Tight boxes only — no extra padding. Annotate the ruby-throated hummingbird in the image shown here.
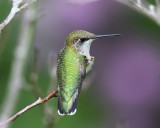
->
[57,30,120,116]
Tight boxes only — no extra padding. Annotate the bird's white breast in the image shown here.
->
[76,39,94,59]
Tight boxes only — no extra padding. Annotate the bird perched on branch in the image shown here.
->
[57,30,120,116]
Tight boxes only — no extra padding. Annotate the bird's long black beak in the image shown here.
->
[95,34,120,39]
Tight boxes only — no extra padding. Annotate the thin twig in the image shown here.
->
[0,3,38,128]
[30,49,55,128]
[0,89,58,127]
[46,53,59,128]
[0,0,37,33]
[117,0,160,25]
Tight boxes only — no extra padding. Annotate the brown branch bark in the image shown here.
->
[0,89,58,128]
[30,49,56,128]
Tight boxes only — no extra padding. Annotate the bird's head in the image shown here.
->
[65,30,120,57]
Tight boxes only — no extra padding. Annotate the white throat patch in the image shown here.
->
[75,39,94,58]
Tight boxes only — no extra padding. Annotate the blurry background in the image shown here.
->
[1,0,160,128]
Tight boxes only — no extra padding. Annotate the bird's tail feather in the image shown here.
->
[58,93,79,116]
[68,95,78,115]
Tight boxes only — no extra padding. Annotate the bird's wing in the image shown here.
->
[58,56,86,115]
[77,61,86,94]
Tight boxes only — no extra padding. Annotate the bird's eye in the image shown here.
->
[80,38,86,42]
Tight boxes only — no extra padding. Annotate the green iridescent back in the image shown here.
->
[57,45,86,113]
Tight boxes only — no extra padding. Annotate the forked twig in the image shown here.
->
[0,3,38,128]
[0,0,37,33]
[0,89,58,127]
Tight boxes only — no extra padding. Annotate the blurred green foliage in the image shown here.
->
[11,90,104,128]
[0,1,105,128]
[0,0,11,23]
[1,0,160,127]
[147,0,156,5]
[0,1,21,105]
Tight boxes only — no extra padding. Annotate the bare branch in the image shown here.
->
[0,89,58,127]
[45,53,58,128]
[30,50,56,128]
[117,0,160,25]
[0,0,37,33]
[0,3,38,128]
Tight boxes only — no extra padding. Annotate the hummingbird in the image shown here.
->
[57,30,120,116]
